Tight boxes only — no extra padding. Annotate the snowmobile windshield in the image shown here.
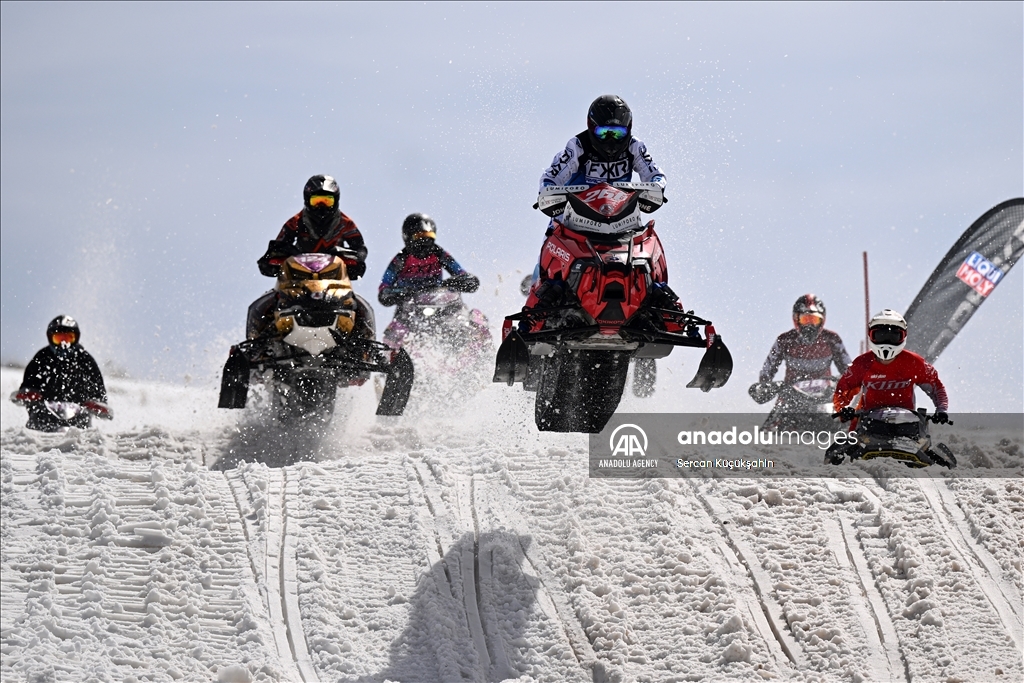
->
[869,325,906,346]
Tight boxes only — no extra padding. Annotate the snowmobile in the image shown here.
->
[9,390,113,432]
[494,182,733,433]
[517,268,657,399]
[381,284,493,403]
[749,377,838,432]
[218,252,413,424]
[825,407,957,468]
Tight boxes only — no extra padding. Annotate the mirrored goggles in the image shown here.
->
[593,125,629,141]
[308,195,336,209]
[796,313,824,327]
[50,331,77,345]
[869,325,906,345]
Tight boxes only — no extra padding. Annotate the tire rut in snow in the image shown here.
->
[225,467,318,682]
[917,478,1023,652]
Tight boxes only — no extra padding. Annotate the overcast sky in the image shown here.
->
[1,2,1021,411]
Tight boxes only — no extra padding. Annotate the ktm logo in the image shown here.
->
[610,423,648,457]
[864,380,912,390]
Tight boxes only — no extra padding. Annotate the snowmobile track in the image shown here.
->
[822,513,908,683]
[686,480,806,669]
[224,468,318,682]
[917,478,1024,652]
[473,472,605,682]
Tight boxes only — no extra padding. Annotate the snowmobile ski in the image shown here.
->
[218,346,251,409]
[376,348,414,416]
[686,333,733,392]
[493,329,530,386]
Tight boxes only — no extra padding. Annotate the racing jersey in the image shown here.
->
[258,209,365,276]
[759,329,851,384]
[834,350,948,413]
[540,131,666,190]
[379,242,468,305]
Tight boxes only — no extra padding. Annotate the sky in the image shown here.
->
[1,1,1021,411]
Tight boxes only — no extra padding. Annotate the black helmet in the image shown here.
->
[401,213,437,245]
[587,95,633,160]
[792,294,826,342]
[302,175,341,230]
[47,315,80,347]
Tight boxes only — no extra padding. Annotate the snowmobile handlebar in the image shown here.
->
[831,408,952,426]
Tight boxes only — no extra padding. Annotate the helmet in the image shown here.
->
[47,315,80,348]
[302,175,341,231]
[792,294,826,342]
[867,309,907,361]
[401,213,437,245]
[587,95,633,160]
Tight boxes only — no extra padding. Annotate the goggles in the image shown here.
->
[796,313,824,327]
[593,125,629,141]
[50,330,77,346]
[308,195,336,209]
[869,325,907,346]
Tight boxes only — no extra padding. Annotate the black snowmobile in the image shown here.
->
[218,252,413,424]
[749,377,838,432]
[825,407,957,469]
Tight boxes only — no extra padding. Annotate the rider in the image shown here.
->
[10,316,111,431]
[833,309,949,424]
[378,213,479,307]
[531,95,672,311]
[249,175,373,339]
[750,294,851,406]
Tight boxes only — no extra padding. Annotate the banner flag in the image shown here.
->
[904,199,1024,362]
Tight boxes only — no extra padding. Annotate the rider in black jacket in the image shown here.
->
[12,316,111,431]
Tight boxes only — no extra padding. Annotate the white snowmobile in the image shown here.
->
[825,407,957,468]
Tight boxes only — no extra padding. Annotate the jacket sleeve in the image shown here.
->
[833,360,864,412]
[19,351,48,392]
[378,254,407,306]
[629,138,666,187]
[539,138,583,190]
[258,213,302,276]
[338,214,367,260]
[917,360,949,412]
[438,249,468,277]
[81,351,108,403]
[831,335,852,375]
[758,337,785,384]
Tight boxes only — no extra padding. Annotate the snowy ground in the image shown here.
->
[1,366,1022,683]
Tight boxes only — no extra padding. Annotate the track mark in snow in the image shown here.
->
[475,475,605,682]
[823,513,907,682]
[282,471,319,682]
[918,478,1024,652]
[689,481,806,669]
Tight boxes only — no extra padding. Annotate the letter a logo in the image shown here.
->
[610,423,648,457]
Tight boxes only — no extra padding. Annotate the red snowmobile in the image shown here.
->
[494,182,732,433]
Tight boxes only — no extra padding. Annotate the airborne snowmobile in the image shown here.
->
[825,407,957,468]
[749,377,838,432]
[381,285,493,404]
[494,182,732,433]
[218,252,413,424]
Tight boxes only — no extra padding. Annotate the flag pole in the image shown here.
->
[862,251,870,351]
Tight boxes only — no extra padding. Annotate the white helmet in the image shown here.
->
[867,309,908,361]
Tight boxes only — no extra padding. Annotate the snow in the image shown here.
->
[2,366,1022,682]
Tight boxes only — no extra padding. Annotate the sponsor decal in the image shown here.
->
[955,251,1004,297]
[863,379,912,391]
[545,241,571,263]
[585,158,630,180]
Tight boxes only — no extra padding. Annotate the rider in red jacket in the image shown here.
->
[833,309,949,422]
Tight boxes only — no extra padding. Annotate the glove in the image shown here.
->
[346,259,366,279]
[747,382,776,405]
[835,407,856,422]
[933,411,950,424]
[84,400,114,420]
[445,273,479,293]
[10,389,42,406]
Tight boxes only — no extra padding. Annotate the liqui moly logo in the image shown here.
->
[956,251,1004,297]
